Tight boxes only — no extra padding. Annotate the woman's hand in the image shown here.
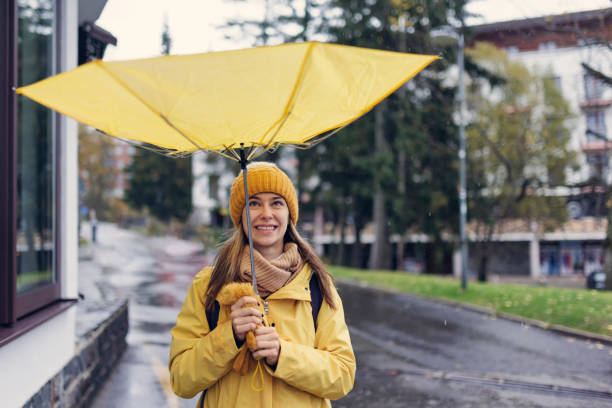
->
[252,326,281,366]
[230,296,262,342]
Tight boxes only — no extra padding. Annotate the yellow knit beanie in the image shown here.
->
[229,162,298,228]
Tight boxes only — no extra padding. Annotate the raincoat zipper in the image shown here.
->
[264,300,269,315]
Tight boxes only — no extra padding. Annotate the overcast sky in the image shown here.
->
[96,0,611,61]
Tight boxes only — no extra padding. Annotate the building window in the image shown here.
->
[584,73,604,100]
[208,174,220,200]
[587,152,608,180]
[538,41,556,51]
[586,110,607,141]
[2,0,62,325]
[504,45,518,55]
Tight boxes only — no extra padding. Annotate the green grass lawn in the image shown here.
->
[329,265,612,337]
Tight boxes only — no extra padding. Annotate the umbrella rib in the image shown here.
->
[297,124,348,148]
[159,114,209,153]
[224,145,242,161]
[214,147,240,161]
[96,61,205,154]
[257,42,316,147]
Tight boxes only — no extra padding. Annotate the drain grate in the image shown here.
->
[427,372,612,402]
[350,326,612,403]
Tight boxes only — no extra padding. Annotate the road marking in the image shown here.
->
[143,343,179,408]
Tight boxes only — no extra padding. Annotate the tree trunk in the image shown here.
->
[369,102,392,270]
[477,253,488,282]
[351,210,363,268]
[336,204,346,265]
[396,237,405,271]
[313,205,324,255]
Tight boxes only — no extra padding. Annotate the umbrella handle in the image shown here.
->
[240,149,258,296]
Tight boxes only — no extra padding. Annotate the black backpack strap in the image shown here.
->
[205,300,220,331]
[310,272,323,331]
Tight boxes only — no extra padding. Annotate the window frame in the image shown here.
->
[584,72,604,101]
[586,110,607,141]
[1,0,65,327]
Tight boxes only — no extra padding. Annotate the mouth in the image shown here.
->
[254,225,278,231]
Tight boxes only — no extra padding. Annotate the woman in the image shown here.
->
[169,162,356,407]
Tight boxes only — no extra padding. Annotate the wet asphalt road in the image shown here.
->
[336,282,612,407]
[88,224,612,407]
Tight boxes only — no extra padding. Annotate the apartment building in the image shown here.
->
[470,8,612,277]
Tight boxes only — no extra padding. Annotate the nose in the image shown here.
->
[260,203,273,218]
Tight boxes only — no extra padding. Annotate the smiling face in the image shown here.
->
[241,192,290,260]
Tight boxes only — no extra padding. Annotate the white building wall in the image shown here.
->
[60,0,79,299]
[509,43,612,187]
[192,154,234,224]
[0,308,77,408]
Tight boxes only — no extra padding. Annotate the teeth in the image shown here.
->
[256,226,276,230]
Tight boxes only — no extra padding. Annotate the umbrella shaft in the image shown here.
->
[240,151,258,296]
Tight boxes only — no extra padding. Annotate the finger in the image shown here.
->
[253,332,278,343]
[254,327,277,336]
[252,348,276,359]
[235,322,257,335]
[231,296,259,311]
[231,307,263,318]
[234,315,262,328]
[254,340,279,351]
[233,315,262,327]
[231,311,263,325]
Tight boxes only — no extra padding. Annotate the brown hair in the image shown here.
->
[205,221,336,311]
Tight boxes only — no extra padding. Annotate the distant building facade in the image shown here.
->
[110,140,135,198]
[469,8,612,278]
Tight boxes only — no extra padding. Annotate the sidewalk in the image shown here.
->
[490,274,586,289]
[83,223,205,408]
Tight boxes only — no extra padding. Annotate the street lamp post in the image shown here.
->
[431,26,468,290]
[457,32,468,290]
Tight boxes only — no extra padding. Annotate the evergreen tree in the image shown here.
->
[296,0,467,271]
[221,0,472,272]
[124,19,193,222]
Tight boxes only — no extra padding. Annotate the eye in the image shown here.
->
[249,200,260,207]
[272,200,285,207]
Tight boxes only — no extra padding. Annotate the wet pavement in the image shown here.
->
[84,223,612,407]
[83,223,209,408]
[336,282,612,407]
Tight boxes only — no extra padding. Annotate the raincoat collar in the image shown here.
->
[213,264,314,303]
[264,263,313,302]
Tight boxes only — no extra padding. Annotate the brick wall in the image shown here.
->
[23,301,128,408]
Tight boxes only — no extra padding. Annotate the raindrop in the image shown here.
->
[428,212,431,216]
[443,320,447,326]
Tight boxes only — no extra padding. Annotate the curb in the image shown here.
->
[336,277,612,347]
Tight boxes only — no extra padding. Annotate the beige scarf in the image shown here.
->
[238,242,304,297]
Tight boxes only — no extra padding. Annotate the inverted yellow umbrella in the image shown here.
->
[18,41,437,294]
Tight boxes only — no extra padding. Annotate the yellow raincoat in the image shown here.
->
[169,264,356,407]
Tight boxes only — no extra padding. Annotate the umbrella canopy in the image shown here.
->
[18,41,437,160]
[17,41,438,295]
